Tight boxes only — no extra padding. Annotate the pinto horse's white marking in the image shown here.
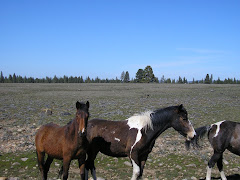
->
[220,171,227,180]
[127,111,153,180]
[114,137,120,142]
[127,111,153,154]
[212,120,225,137]
[206,166,212,180]
[131,159,140,180]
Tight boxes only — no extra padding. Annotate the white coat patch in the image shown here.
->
[127,111,153,157]
[115,138,120,142]
[212,120,225,137]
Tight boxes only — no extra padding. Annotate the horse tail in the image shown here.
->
[185,125,211,150]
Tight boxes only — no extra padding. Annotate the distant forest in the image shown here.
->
[1,66,240,84]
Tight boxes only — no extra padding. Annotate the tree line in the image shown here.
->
[1,67,240,84]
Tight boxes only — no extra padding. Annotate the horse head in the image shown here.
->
[172,104,196,141]
[76,101,90,137]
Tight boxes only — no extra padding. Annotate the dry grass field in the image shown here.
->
[1,83,240,179]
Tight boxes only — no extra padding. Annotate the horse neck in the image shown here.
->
[66,118,79,139]
[150,109,174,136]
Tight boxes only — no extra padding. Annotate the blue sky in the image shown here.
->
[0,0,239,81]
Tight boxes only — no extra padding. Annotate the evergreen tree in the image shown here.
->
[124,71,130,83]
[135,69,144,82]
[0,71,4,83]
[205,74,210,84]
[143,65,157,83]
[121,71,125,82]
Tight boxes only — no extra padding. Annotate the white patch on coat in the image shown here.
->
[115,138,120,142]
[127,111,153,156]
[82,128,85,133]
[212,120,225,137]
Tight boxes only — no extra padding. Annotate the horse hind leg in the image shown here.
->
[43,156,53,179]
[36,150,45,180]
[217,154,227,180]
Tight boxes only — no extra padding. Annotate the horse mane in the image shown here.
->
[151,106,178,126]
[127,111,153,132]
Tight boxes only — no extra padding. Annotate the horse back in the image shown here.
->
[208,121,237,152]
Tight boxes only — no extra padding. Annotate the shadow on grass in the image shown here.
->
[199,174,240,180]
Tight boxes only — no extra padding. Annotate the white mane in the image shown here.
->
[127,111,153,131]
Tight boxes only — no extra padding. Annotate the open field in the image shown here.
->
[1,83,240,179]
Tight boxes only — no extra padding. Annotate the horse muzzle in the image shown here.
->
[78,128,86,137]
[186,130,196,141]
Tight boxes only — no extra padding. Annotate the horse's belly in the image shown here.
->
[99,141,128,157]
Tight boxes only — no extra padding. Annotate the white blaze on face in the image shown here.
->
[187,121,196,140]
[213,120,225,137]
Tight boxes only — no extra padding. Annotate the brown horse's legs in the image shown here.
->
[36,151,45,180]
[43,156,53,179]
[62,158,71,180]
[78,155,86,180]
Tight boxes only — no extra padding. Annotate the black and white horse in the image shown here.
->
[189,120,240,180]
[85,104,196,180]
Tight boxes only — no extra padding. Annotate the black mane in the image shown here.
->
[151,106,179,126]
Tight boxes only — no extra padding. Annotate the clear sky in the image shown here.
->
[0,0,239,81]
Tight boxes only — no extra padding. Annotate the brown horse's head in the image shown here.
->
[76,101,90,137]
[171,104,196,141]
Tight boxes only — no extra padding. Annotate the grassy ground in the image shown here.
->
[0,83,240,179]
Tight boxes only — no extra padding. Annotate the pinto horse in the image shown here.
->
[85,104,196,180]
[35,101,89,180]
[189,120,240,180]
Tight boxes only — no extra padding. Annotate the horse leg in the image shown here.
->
[78,154,86,180]
[85,149,98,180]
[130,152,141,180]
[139,154,149,178]
[43,156,53,180]
[85,158,96,180]
[36,151,45,180]
[206,151,222,180]
[58,165,63,179]
[217,154,227,180]
[62,158,71,180]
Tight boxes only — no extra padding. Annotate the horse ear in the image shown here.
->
[76,101,81,109]
[86,101,90,109]
[178,104,183,112]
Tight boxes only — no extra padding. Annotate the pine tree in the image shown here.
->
[124,71,130,83]
[121,71,125,82]
[0,71,4,83]
[135,69,144,82]
[205,74,210,84]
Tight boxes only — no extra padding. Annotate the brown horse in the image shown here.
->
[85,104,196,180]
[35,101,89,180]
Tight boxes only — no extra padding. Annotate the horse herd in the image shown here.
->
[35,101,240,180]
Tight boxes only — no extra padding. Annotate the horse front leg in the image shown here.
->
[78,154,86,180]
[139,154,149,178]
[217,154,227,180]
[130,152,141,180]
[206,151,222,180]
[62,158,71,180]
